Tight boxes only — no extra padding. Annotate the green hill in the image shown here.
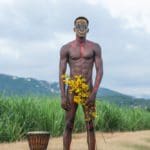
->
[0,74,150,108]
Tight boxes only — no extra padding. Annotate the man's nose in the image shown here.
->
[79,26,86,32]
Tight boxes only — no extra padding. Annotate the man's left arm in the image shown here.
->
[87,44,103,104]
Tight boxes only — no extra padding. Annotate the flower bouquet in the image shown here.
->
[61,74,97,121]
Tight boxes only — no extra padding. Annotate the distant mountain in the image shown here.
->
[0,74,59,96]
[0,74,125,97]
[0,74,150,108]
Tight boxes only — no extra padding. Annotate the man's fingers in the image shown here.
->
[61,104,66,109]
[62,105,68,111]
[61,104,70,111]
[66,104,71,111]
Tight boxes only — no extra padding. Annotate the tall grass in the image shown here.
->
[0,95,150,142]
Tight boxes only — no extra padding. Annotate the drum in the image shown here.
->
[27,131,50,150]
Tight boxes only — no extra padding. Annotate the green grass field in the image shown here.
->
[0,95,150,142]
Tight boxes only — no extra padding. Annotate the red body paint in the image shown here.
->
[80,44,84,58]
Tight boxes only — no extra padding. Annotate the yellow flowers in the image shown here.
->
[61,74,97,121]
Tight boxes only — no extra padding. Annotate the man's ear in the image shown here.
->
[87,28,89,33]
[73,27,76,32]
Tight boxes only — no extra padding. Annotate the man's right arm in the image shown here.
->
[59,45,70,110]
[59,45,68,98]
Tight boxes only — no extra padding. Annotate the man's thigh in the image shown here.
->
[65,97,78,121]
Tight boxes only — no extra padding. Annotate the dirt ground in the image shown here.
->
[0,130,150,150]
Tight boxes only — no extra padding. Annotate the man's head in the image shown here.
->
[74,16,89,38]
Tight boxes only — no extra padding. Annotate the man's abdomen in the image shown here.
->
[69,59,94,89]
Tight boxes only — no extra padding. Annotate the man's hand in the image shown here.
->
[61,97,71,111]
[86,93,96,106]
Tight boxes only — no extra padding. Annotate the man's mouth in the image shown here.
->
[78,30,86,34]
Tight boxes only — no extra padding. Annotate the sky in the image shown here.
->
[0,0,150,98]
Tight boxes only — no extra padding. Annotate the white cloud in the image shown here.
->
[114,87,150,98]
[0,31,74,82]
[53,32,74,46]
[0,0,150,97]
[0,0,14,4]
[86,0,99,5]
[126,43,137,52]
[98,0,150,33]
[0,39,21,60]
[0,49,20,59]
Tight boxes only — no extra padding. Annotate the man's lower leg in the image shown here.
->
[87,121,96,150]
[87,130,95,150]
[63,130,72,150]
[63,122,73,150]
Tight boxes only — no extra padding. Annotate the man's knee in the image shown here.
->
[65,119,74,131]
[86,121,94,132]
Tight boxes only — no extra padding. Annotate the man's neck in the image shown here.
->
[76,36,86,43]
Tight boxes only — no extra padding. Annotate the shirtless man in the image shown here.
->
[59,16,103,150]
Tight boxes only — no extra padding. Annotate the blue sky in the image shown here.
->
[0,0,150,98]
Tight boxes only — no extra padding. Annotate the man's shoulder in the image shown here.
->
[86,40,100,45]
[60,40,75,50]
[86,40,101,49]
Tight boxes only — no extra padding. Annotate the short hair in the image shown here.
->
[74,16,89,25]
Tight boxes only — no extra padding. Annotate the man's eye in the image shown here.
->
[76,24,87,30]
[76,25,80,29]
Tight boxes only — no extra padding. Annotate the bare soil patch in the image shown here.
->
[0,130,150,150]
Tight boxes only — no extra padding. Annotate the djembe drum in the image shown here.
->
[27,131,50,150]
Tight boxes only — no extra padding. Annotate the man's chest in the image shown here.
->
[68,46,95,60]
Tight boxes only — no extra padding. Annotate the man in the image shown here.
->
[59,16,103,150]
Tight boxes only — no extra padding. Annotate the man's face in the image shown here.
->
[74,19,89,37]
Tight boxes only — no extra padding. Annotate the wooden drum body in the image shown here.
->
[27,131,50,150]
